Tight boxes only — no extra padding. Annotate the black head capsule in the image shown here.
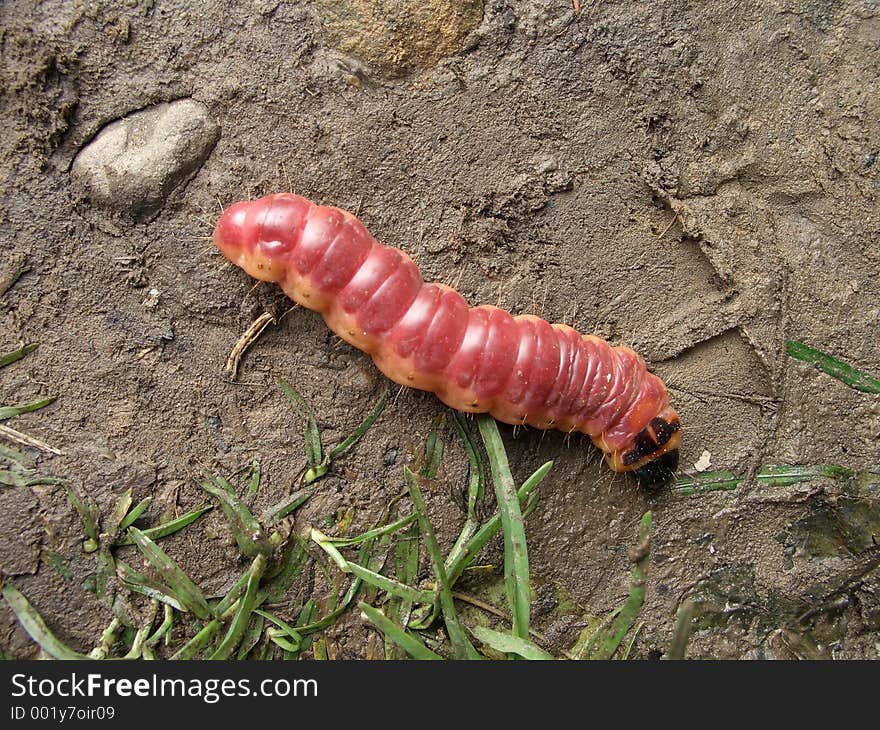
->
[633,449,680,487]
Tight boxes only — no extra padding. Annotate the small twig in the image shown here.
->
[0,424,63,455]
[225,312,276,378]
[657,212,680,240]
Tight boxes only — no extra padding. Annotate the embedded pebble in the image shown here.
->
[71,99,219,219]
[318,0,483,77]
[383,446,399,467]
[142,288,160,308]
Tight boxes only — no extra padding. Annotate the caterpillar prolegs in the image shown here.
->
[214,193,682,483]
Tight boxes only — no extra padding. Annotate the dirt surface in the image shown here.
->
[1,0,879,659]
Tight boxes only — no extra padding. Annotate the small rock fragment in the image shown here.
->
[693,450,712,472]
[383,446,399,467]
[142,288,160,308]
[71,99,219,219]
[318,0,484,77]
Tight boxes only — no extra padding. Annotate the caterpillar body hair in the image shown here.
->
[214,193,682,482]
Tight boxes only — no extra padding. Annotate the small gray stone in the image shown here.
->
[71,99,219,219]
[383,446,399,467]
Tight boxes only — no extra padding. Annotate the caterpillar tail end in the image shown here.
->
[606,409,682,487]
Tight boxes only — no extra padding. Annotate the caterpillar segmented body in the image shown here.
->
[214,193,682,482]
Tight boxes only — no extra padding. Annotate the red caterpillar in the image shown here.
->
[214,193,681,482]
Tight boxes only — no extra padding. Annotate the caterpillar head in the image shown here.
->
[213,195,299,283]
[214,199,255,276]
[609,409,682,486]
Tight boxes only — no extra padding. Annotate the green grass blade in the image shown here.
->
[322,513,417,548]
[621,622,644,660]
[279,379,323,467]
[327,389,389,459]
[0,343,38,369]
[128,527,213,620]
[200,477,271,557]
[146,604,174,648]
[137,506,212,542]
[246,460,261,500]
[522,490,540,519]
[346,563,434,604]
[293,583,361,637]
[666,600,696,660]
[396,521,420,592]
[212,473,235,495]
[446,411,486,568]
[65,485,99,546]
[262,487,315,524]
[116,506,212,545]
[405,466,480,660]
[119,496,152,530]
[94,544,116,601]
[756,464,854,486]
[256,537,309,606]
[295,599,354,636]
[470,625,554,660]
[303,463,328,484]
[675,463,854,495]
[387,521,420,658]
[268,633,302,653]
[359,602,443,660]
[116,559,186,611]
[108,488,133,535]
[236,613,265,659]
[215,569,252,619]
[311,527,433,603]
[674,469,740,494]
[353,529,393,606]
[0,442,35,469]
[571,609,620,660]
[295,525,391,638]
[0,396,57,422]
[594,512,652,660]
[255,609,303,647]
[310,528,348,570]
[0,470,64,488]
[451,411,486,514]
[298,601,317,627]
[170,620,220,660]
[786,340,880,393]
[446,462,550,584]
[421,414,445,478]
[40,549,72,580]
[519,460,554,494]
[209,554,266,659]
[477,414,531,641]
[281,601,317,659]
[257,609,307,654]
[2,583,90,659]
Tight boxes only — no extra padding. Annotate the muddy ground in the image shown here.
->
[1,0,879,659]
